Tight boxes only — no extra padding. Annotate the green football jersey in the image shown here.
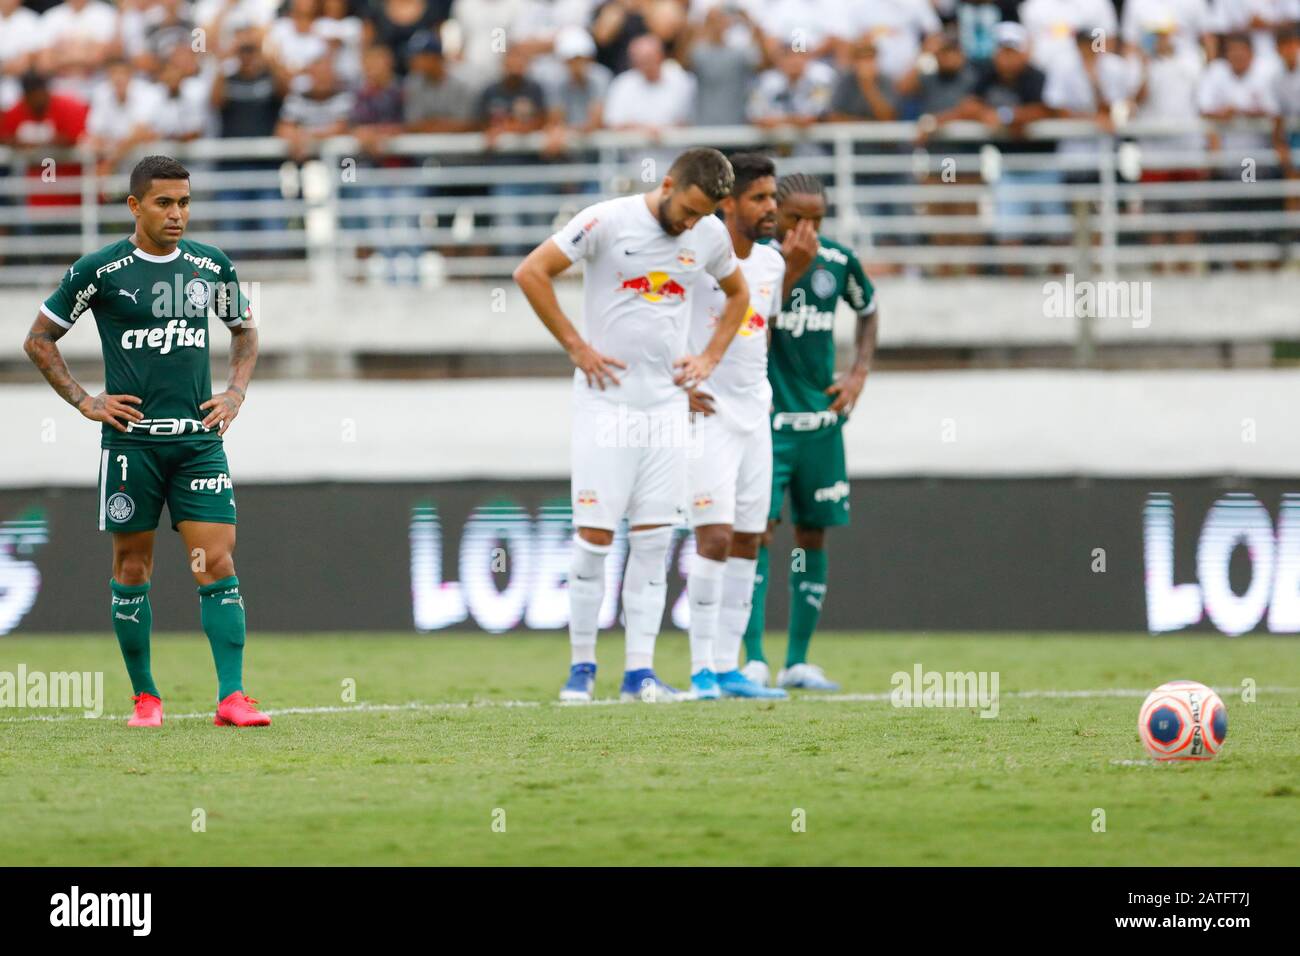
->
[766,235,876,435]
[42,237,251,447]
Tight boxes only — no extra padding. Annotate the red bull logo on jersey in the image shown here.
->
[619,271,688,303]
[736,305,765,338]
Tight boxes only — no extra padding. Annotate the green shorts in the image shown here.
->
[97,441,237,533]
[769,426,850,528]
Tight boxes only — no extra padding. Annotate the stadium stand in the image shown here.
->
[2,0,1299,377]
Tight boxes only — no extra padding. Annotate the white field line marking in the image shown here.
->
[1,686,1295,724]
[0,700,540,724]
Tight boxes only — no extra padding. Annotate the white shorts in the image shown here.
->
[571,397,688,531]
[687,413,772,533]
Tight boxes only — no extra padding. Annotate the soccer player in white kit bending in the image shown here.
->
[683,153,788,700]
[513,148,750,702]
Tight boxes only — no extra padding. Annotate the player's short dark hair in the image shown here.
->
[1281,24,1300,43]
[728,152,777,199]
[129,155,190,201]
[1222,31,1251,50]
[668,147,735,202]
[775,172,826,205]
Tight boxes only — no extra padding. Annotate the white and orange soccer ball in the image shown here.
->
[1138,680,1228,761]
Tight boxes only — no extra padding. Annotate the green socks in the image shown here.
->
[787,548,828,668]
[111,580,158,697]
[112,575,249,702]
[742,544,769,664]
[198,576,246,701]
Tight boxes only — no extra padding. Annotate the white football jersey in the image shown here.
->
[552,195,739,409]
[687,239,784,432]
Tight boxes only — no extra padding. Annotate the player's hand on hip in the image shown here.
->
[826,368,867,416]
[200,390,244,435]
[569,342,626,390]
[78,392,143,433]
[687,388,716,416]
[673,353,717,389]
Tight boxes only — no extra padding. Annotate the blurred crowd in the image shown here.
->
[1,0,1298,170]
[1,0,1299,276]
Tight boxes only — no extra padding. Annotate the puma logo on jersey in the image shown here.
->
[115,608,142,623]
[118,288,140,303]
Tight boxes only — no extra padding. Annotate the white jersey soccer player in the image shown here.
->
[513,148,750,703]
[681,153,790,700]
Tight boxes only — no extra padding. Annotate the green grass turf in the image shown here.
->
[0,632,1297,866]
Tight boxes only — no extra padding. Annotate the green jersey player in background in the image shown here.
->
[23,155,271,728]
[743,172,880,692]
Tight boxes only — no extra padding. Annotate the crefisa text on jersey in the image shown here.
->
[120,318,205,354]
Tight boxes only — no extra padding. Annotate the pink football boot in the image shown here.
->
[213,691,272,727]
[127,692,163,727]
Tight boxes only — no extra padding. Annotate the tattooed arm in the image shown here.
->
[23,313,142,432]
[200,323,258,436]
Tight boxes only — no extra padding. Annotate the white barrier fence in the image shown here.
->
[2,119,1299,286]
[2,370,1298,488]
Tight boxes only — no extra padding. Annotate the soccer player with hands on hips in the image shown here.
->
[514,148,750,702]
[23,155,271,728]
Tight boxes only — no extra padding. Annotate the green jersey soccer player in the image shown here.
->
[23,155,271,728]
[743,172,880,691]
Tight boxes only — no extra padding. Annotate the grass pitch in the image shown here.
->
[1,632,1297,866]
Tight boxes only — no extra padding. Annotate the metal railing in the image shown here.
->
[2,119,1298,285]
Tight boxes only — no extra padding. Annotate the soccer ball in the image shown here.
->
[1138,680,1228,761]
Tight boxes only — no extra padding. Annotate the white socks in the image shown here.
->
[621,526,673,672]
[568,535,609,665]
[716,556,757,674]
[687,553,726,674]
